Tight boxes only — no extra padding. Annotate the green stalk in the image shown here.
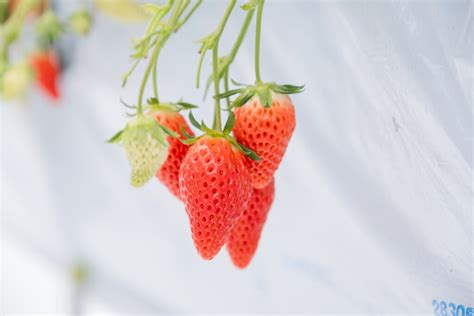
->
[229,9,254,62]
[137,0,187,114]
[211,0,236,130]
[2,0,39,47]
[255,0,265,84]
[152,62,159,102]
[212,46,221,130]
[175,0,202,32]
[224,69,230,108]
[177,0,190,15]
[137,36,165,114]
[215,0,236,39]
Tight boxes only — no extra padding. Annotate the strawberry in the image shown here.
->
[0,60,33,100]
[179,135,252,260]
[147,101,195,199]
[29,51,60,101]
[108,114,170,188]
[226,178,274,269]
[233,92,296,189]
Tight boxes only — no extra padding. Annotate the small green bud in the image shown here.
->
[69,10,92,36]
[36,10,63,43]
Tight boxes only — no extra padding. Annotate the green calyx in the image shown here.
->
[36,10,63,45]
[182,111,260,162]
[145,97,199,140]
[146,97,198,113]
[215,81,304,108]
[108,114,170,187]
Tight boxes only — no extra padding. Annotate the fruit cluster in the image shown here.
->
[0,0,92,101]
[110,0,303,269]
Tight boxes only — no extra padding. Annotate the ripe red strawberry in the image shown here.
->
[29,51,60,101]
[233,93,295,189]
[226,178,274,269]
[148,108,194,199]
[179,136,252,260]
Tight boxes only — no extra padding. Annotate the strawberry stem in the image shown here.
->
[229,9,255,62]
[152,62,159,103]
[212,46,222,130]
[224,69,230,108]
[2,0,39,50]
[255,0,265,84]
[175,0,202,32]
[137,0,199,114]
[137,32,166,114]
[215,0,236,40]
[210,0,236,131]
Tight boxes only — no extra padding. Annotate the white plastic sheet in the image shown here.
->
[2,0,473,313]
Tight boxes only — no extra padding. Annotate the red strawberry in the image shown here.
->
[226,178,275,269]
[233,93,295,189]
[149,108,194,199]
[179,136,251,260]
[29,51,60,101]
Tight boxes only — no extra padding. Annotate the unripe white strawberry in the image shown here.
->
[0,61,33,100]
[109,114,169,187]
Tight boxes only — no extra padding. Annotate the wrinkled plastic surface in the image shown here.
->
[2,1,472,313]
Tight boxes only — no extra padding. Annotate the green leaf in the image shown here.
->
[232,90,254,107]
[120,99,133,108]
[176,101,198,110]
[147,97,159,105]
[121,75,129,87]
[239,143,261,161]
[201,121,213,133]
[257,87,272,107]
[231,78,249,87]
[188,111,201,130]
[214,88,243,99]
[180,127,193,139]
[160,125,180,138]
[223,111,235,134]
[148,121,169,147]
[180,137,198,145]
[107,129,124,143]
[272,84,305,95]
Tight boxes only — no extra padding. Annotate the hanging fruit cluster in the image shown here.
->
[0,0,91,101]
[110,0,303,269]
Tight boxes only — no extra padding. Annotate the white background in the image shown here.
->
[1,0,473,314]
